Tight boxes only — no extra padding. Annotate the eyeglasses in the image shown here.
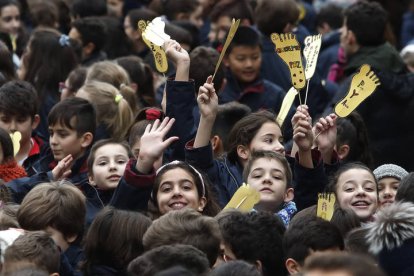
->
[58,82,68,93]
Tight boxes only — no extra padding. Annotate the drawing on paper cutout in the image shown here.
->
[303,34,322,80]
[271,33,306,90]
[334,64,380,118]
[317,193,336,221]
[138,20,168,73]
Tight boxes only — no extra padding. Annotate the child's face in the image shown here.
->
[248,157,292,212]
[336,168,378,221]
[208,16,232,45]
[249,122,285,155]
[48,121,87,161]
[378,177,400,207]
[89,143,129,190]
[0,4,20,36]
[224,45,262,84]
[0,113,39,147]
[157,167,206,215]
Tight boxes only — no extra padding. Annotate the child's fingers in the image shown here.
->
[199,86,208,95]
[158,117,170,130]
[160,117,175,133]
[206,75,213,84]
[198,93,209,103]
[151,119,160,131]
[162,136,179,147]
[319,117,328,127]
[144,123,152,135]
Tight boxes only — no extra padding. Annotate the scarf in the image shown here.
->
[0,159,27,182]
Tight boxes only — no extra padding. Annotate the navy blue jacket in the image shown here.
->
[110,159,154,212]
[317,30,340,79]
[6,147,104,225]
[185,139,332,211]
[164,79,197,162]
[220,71,295,141]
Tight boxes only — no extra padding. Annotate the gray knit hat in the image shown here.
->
[373,164,409,181]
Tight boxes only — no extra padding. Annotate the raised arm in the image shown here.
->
[313,113,337,165]
[194,76,218,148]
[137,117,179,173]
[291,105,314,168]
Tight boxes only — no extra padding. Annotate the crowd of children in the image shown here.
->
[0,0,413,275]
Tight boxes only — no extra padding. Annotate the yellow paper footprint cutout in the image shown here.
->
[303,34,322,80]
[276,87,298,127]
[334,64,381,118]
[10,131,21,156]
[138,20,168,73]
[271,33,306,90]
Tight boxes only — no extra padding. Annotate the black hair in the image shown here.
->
[0,80,38,119]
[344,1,387,47]
[336,111,373,168]
[226,26,261,55]
[0,127,14,163]
[395,172,414,204]
[72,17,107,53]
[316,4,344,30]
[209,0,254,25]
[126,7,158,31]
[0,40,15,85]
[190,46,224,93]
[162,0,199,21]
[255,0,299,36]
[209,260,261,276]
[116,56,155,107]
[284,216,344,265]
[71,0,107,18]
[211,102,251,152]
[165,23,193,50]
[217,211,286,276]
[48,97,96,137]
[128,244,210,276]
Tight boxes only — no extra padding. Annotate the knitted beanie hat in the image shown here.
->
[373,164,408,181]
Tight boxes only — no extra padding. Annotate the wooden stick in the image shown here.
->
[212,18,240,81]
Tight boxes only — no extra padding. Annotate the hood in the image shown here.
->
[345,43,405,76]
[366,201,414,254]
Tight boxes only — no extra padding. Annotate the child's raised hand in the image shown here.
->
[313,113,337,158]
[52,154,73,181]
[197,76,218,121]
[292,105,313,152]
[137,117,179,174]
[164,39,190,65]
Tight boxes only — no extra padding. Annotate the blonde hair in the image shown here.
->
[86,61,138,114]
[79,81,134,141]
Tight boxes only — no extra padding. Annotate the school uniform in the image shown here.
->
[110,159,154,212]
[219,71,294,142]
[324,42,412,170]
[185,139,334,211]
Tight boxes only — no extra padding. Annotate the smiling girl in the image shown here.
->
[328,162,378,222]
[110,117,220,217]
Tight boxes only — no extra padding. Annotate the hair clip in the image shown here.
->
[115,94,123,104]
[59,34,70,47]
[145,108,162,120]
